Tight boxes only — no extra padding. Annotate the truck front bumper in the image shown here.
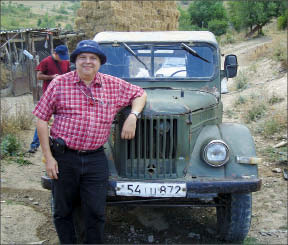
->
[41,176,261,197]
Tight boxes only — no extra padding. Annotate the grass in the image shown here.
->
[234,71,249,91]
[4,200,15,205]
[262,115,286,137]
[253,102,287,137]
[248,32,287,71]
[236,90,286,127]
[244,103,266,123]
[224,109,234,118]
[259,146,287,163]
[243,236,259,245]
[234,95,247,106]
[279,225,288,230]
[268,94,285,105]
[249,63,258,73]
[0,103,34,165]
[0,1,79,30]
[0,104,34,135]
[219,30,246,46]
[6,155,33,166]
[0,134,21,157]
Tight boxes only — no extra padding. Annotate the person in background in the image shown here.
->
[33,40,147,244]
[28,45,70,153]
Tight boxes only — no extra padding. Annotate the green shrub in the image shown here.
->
[262,111,287,137]
[14,155,33,166]
[263,119,279,136]
[225,109,234,118]
[260,146,287,163]
[273,45,287,63]
[245,103,266,123]
[65,23,73,31]
[178,6,193,31]
[221,32,236,45]
[268,94,284,105]
[208,19,228,36]
[1,134,21,157]
[244,236,259,245]
[234,95,247,106]
[277,14,287,30]
[235,71,248,90]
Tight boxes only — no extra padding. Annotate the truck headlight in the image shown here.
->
[202,140,230,167]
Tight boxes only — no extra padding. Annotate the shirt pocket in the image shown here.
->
[97,100,116,124]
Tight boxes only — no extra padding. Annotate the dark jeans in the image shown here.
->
[52,149,108,244]
[30,128,40,149]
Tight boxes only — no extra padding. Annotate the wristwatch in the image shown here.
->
[130,110,141,119]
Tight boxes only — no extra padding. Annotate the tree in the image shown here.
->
[178,6,193,31]
[187,0,228,35]
[208,19,228,36]
[37,19,42,27]
[228,1,281,35]
[64,23,73,31]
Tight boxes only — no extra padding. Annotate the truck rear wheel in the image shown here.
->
[216,193,252,242]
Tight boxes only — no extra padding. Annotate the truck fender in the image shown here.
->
[188,123,258,178]
[219,123,258,178]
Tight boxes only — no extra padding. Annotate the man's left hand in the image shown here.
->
[121,114,137,139]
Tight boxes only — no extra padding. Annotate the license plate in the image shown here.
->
[116,182,187,197]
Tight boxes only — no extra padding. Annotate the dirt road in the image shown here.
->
[1,31,287,244]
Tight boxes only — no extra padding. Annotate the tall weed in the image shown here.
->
[234,71,248,91]
[0,104,34,135]
[262,111,287,137]
[244,103,266,123]
[249,34,287,70]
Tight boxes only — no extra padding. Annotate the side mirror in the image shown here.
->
[224,55,238,78]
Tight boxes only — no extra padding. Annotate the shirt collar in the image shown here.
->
[73,71,102,87]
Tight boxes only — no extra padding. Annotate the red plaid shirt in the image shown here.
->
[33,71,144,150]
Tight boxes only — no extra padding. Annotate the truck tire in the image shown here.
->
[51,195,85,244]
[216,193,252,242]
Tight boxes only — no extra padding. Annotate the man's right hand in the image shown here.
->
[45,156,59,179]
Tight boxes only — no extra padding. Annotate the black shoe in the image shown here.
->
[28,147,38,153]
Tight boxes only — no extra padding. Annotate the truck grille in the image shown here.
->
[123,116,178,178]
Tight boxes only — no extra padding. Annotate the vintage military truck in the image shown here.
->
[42,31,262,242]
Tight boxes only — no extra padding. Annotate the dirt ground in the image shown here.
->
[1,29,287,244]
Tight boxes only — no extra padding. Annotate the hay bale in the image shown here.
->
[75,0,180,37]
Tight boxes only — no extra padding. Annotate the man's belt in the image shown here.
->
[66,146,104,155]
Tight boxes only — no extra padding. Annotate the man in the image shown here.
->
[28,45,70,153]
[33,40,147,244]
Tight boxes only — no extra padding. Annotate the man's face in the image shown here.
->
[75,53,101,78]
[53,53,62,61]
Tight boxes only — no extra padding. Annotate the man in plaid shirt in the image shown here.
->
[33,40,147,244]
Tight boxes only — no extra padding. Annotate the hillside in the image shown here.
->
[0,1,80,30]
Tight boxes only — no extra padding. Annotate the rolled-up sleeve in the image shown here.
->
[117,78,144,108]
[32,80,58,121]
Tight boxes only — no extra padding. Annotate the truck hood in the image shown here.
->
[143,89,218,115]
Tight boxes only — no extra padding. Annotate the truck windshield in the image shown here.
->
[99,43,216,80]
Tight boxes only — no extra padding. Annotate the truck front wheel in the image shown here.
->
[216,193,252,242]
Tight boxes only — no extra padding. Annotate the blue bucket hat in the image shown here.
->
[54,45,69,60]
[70,40,107,65]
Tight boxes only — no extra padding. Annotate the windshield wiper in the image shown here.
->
[122,42,149,70]
[181,43,210,63]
